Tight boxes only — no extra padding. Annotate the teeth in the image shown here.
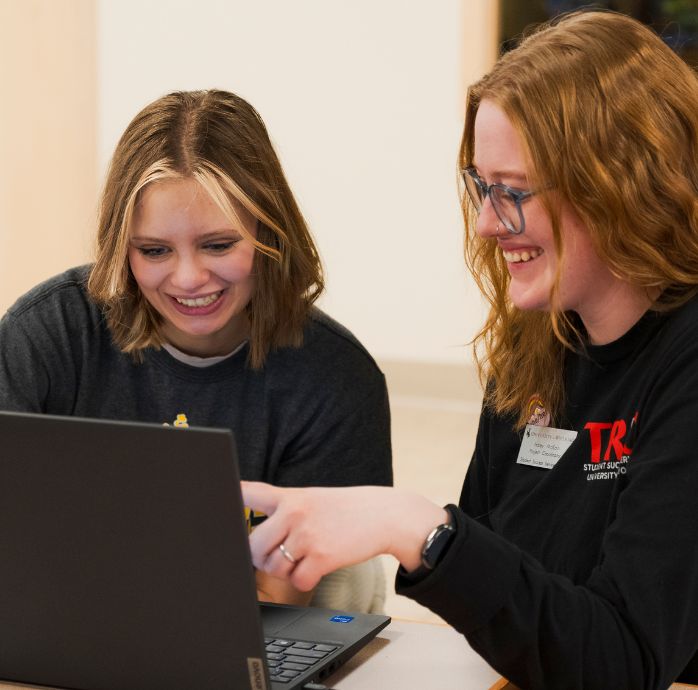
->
[502,248,543,263]
[175,292,221,307]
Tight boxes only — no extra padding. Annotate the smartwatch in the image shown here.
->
[404,506,457,581]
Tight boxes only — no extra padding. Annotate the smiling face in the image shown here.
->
[128,178,257,357]
[472,100,646,343]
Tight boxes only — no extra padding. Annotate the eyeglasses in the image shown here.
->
[462,167,540,235]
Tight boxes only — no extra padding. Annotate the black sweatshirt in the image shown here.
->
[398,299,698,689]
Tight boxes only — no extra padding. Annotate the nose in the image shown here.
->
[474,196,501,239]
[170,254,210,292]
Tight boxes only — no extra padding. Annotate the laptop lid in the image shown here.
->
[0,411,389,690]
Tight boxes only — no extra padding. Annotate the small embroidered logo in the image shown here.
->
[526,395,551,427]
[163,413,189,428]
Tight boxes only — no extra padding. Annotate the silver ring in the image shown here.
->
[279,543,296,564]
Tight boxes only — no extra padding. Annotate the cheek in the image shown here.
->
[127,250,161,292]
[224,245,256,282]
[557,226,603,297]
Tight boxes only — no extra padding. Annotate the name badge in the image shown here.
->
[516,424,578,470]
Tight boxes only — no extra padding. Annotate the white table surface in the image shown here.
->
[328,617,500,689]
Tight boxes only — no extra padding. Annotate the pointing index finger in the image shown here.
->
[241,481,283,516]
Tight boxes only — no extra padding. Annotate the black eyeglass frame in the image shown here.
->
[462,166,537,235]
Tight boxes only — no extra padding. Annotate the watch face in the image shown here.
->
[422,523,455,570]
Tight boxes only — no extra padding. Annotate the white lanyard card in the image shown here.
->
[516,424,578,470]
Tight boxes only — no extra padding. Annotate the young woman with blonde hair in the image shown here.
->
[243,11,698,687]
[0,89,392,608]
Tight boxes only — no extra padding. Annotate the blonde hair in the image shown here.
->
[461,10,698,427]
[88,89,324,368]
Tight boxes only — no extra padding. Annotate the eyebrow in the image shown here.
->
[130,229,242,242]
[471,164,529,185]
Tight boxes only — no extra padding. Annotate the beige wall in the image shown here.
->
[0,0,96,315]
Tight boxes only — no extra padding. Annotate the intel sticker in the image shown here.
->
[330,615,354,623]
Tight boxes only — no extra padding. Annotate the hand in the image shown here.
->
[242,482,448,592]
[256,570,314,606]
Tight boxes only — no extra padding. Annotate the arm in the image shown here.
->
[0,311,52,411]
[0,272,91,414]
[245,440,697,688]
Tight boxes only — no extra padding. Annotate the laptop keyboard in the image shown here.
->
[265,637,341,684]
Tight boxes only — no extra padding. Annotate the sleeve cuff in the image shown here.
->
[395,505,522,634]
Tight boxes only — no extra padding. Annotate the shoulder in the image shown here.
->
[616,295,698,399]
[7,265,93,314]
[305,307,382,370]
[643,295,698,362]
[5,265,101,328]
[306,308,376,356]
[266,307,386,389]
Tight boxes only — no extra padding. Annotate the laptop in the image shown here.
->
[0,410,390,690]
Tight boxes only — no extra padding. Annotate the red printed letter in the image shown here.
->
[584,422,612,463]
[604,420,627,461]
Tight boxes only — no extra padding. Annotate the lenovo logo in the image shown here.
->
[247,657,267,690]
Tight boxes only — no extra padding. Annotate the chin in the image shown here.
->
[509,289,551,313]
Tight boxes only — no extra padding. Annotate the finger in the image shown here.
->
[289,556,324,593]
[241,481,283,516]
[248,512,292,571]
[262,543,300,580]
